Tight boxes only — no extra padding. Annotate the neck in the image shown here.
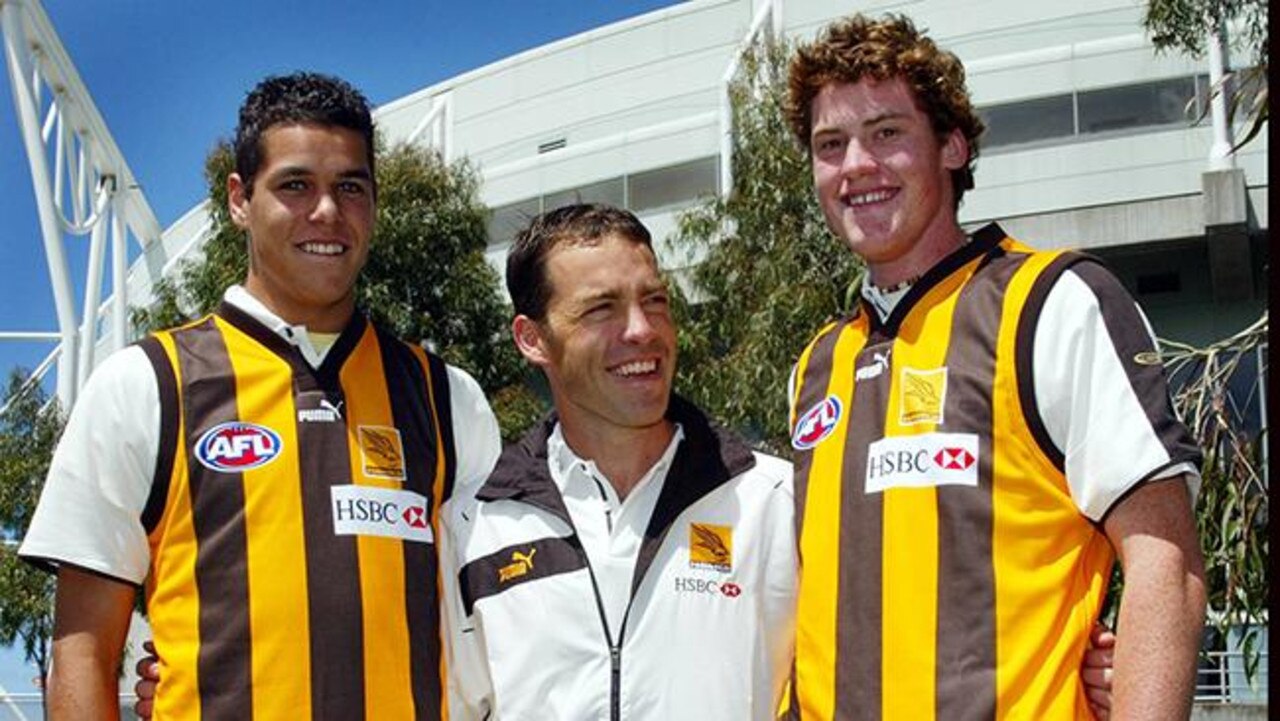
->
[241,281,354,333]
[558,416,675,501]
[866,221,968,289]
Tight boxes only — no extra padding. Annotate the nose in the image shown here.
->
[621,302,659,344]
[841,139,878,177]
[310,190,340,223]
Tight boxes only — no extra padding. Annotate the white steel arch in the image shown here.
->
[1,0,163,412]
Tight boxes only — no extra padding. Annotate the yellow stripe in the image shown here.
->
[146,332,201,721]
[341,328,417,719]
[794,321,863,720]
[990,246,1113,717]
[878,264,972,720]
[218,318,314,721]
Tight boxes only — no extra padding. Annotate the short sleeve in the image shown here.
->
[445,365,502,489]
[1031,265,1201,521]
[19,345,161,584]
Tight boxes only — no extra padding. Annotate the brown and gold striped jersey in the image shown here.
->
[787,224,1199,720]
[137,303,457,721]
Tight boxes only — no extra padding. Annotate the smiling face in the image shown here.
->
[229,122,375,331]
[513,233,676,440]
[810,77,969,286]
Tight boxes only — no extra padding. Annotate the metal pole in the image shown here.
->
[111,201,128,353]
[78,203,108,388]
[3,1,79,407]
[1206,19,1234,169]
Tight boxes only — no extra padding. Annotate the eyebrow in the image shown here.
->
[812,110,909,138]
[269,166,373,181]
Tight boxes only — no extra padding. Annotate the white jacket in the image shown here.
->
[441,397,796,720]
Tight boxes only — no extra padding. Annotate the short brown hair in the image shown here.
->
[787,14,984,207]
[506,203,653,320]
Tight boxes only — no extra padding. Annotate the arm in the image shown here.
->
[1102,475,1206,720]
[47,566,137,721]
[439,501,495,720]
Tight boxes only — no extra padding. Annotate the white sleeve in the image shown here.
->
[18,346,159,584]
[439,494,495,720]
[445,365,501,490]
[1032,267,1201,521]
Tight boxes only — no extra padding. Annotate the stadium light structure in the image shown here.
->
[1,0,164,413]
[718,0,781,197]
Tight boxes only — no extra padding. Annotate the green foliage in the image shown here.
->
[1161,316,1269,661]
[1143,0,1268,148]
[671,39,862,454]
[0,369,64,685]
[131,139,535,439]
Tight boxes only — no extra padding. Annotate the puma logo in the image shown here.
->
[498,548,537,583]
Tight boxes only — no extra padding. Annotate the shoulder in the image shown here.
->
[735,451,794,498]
[76,345,160,411]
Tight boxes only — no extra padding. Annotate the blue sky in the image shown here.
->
[0,0,679,694]
[0,0,682,384]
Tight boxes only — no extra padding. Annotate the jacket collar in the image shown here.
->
[476,394,758,594]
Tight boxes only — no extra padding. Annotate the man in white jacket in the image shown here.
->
[440,204,797,720]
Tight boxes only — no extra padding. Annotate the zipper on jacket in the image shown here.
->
[581,548,624,720]
[591,475,614,532]
[609,644,622,720]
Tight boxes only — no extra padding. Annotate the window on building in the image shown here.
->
[1077,76,1196,134]
[544,177,625,212]
[980,94,1076,148]
[487,198,541,247]
[628,157,718,214]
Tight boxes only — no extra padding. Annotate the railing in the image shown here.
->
[1195,648,1269,703]
[0,692,138,720]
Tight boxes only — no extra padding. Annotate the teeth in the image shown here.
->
[300,242,344,255]
[845,189,894,206]
[613,359,657,377]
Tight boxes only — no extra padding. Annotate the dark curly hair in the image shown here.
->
[787,14,984,207]
[507,203,653,321]
[234,72,376,197]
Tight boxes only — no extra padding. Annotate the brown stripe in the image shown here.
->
[1013,253,1082,471]
[175,318,253,719]
[296,337,365,718]
[380,331,444,719]
[933,246,1028,720]
[138,336,178,534]
[425,351,458,501]
[834,338,889,719]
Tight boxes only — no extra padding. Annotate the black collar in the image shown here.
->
[215,300,368,391]
[476,394,758,595]
[857,222,1008,338]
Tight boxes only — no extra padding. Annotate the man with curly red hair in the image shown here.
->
[784,14,1205,720]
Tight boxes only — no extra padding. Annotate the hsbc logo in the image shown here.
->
[331,485,433,543]
[673,577,743,599]
[194,422,282,472]
[865,433,980,493]
[792,396,843,450]
[935,447,974,471]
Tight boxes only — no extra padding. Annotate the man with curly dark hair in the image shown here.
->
[21,72,500,720]
[784,14,1206,720]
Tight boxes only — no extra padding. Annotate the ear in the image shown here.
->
[941,129,968,171]
[227,173,251,230]
[512,315,551,368]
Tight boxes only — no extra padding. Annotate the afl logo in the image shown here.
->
[792,396,842,450]
[195,422,283,472]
